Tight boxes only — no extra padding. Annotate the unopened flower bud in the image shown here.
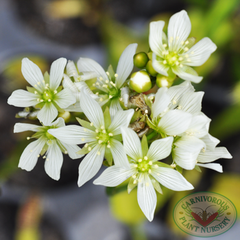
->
[146,60,158,77]
[134,52,149,69]
[156,72,176,88]
[129,70,152,93]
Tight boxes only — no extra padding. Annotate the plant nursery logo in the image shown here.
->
[173,192,237,237]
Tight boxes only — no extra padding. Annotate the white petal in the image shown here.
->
[116,43,138,88]
[121,87,130,107]
[110,139,130,168]
[108,109,134,135]
[197,147,232,163]
[44,141,63,180]
[121,127,142,160]
[149,21,165,57]
[80,91,104,129]
[18,138,45,171]
[152,53,169,76]
[37,103,58,125]
[167,81,194,108]
[109,98,123,118]
[187,114,210,138]
[151,167,193,191]
[55,88,76,108]
[51,117,65,128]
[62,74,78,93]
[49,58,67,90]
[7,90,38,107]
[201,134,220,150]
[152,87,170,119]
[78,144,105,187]
[173,136,205,170]
[168,10,191,52]
[77,57,108,80]
[48,125,96,145]
[197,163,223,173]
[147,137,173,162]
[137,174,157,222]
[64,102,82,112]
[158,110,192,136]
[60,142,82,159]
[14,123,40,133]
[179,91,204,114]
[172,66,203,83]
[66,60,78,77]
[21,58,44,91]
[186,38,217,66]
[94,166,134,186]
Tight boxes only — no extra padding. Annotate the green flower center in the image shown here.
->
[136,157,152,173]
[42,90,54,102]
[95,126,113,147]
[45,131,55,140]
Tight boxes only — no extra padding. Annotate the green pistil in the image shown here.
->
[96,128,113,146]
[42,90,54,102]
[137,157,151,173]
[45,131,55,140]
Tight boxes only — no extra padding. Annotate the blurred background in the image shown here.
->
[0,0,240,239]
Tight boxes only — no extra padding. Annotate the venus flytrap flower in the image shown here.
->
[148,87,193,137]
[77,43,138,116]
[149,10,217,83]
[48,90,134,187]
[94,127,193,221]
[14,118,81,180]
[8,58,76,125]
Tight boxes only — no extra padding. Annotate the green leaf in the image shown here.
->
[103,107,111,129]
[141,135,148,156]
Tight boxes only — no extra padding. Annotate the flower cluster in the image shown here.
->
[8,10,231,221]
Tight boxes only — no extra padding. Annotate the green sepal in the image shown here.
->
[103,107,111,129]
[146,116,159,132]
[186,37,196,49]
[35,102,45,109]
[176,165,183,173]
[77,147,89,155]
[150,176,163,194]
[44,71,50,84]
[107,65,115,81]
[31,132,45,139]
[141,135,148,156]
[143,94,152,109]
[130,109,142,123]
[40,143,48,156]
[26,86,37,93]
[127,177,137,194]
[76,117,95,131]
[106,185,127,197]
[156,161,173,169]
[56,139,67,154]
[194,165,202,173]
[104,147,113,166]
[113,134,122,142]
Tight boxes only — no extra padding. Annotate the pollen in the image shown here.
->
[97,151,101,155]
[138,159,142,162]
[88,147,92,151]
[145,182,149,187]
[114,74,118,77]
[81,138,85,141]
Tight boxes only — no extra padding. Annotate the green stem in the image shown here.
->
[146,131,158,141]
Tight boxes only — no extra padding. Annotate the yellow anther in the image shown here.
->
[145,182,149,187]
[138,159,142,162]
[97,151,101,155]
[144,156,148,160]
[163,60,167,64]
[81,138,85,141]
[184,47,189,52]
[88,147,92,151]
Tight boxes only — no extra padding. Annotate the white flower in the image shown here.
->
[94,127,193,221]
[77,43,138,116]
[62,61,98,112]
[14,118,81,180]
[8,58,76,125]
[150,87,193,137]
[48,91,134,187]
[149,10,217,83]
